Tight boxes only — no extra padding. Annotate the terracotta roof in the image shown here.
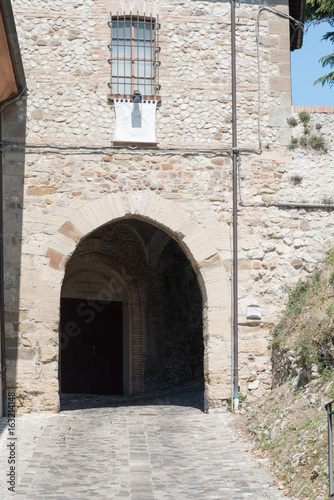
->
[0,0,25,104]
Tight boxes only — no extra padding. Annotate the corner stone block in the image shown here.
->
[29,307,59,326]
[183,227,219,264]
[279,34,290,50]
[204,305,231,328]
[205,336,231,371]
[201,264,228,282]
[120,192,136,216]
[279,63,291,77]
[205,282,230,308]
[82,200,112,230]
[269,76,291,92]
[7,359,40,385]
[45,248,65,271]
[41,361,58,379]
[269,107,291,127]
[69,210,98,236]
[40,393,59,412]
[106,192,129,220]
[21,329,55,349]
[57,221,83,243]
[205,382,230,404]
[239,338,268,356]
[26,289,60,324]
[41,393,59,410]
[176,217,201,240]
[268,19,288,35]
[37,346,58,363]
[203,305,230,324]
[40,264,64,289]
[200,266,230,306]
[130,190,144,214]
[134,190,152,219]
[156,203,190,234]
[48,233,77,258]
[25,379,59,394]
[204,222,231,252]
[138,190,169,224]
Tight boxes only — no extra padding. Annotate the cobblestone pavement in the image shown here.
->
[0,384,290,499]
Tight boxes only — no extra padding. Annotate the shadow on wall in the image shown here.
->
[1,96,26,430]
[145,238,204,393]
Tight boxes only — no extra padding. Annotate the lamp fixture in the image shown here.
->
[246,304,262,320]
[131,90,142,104]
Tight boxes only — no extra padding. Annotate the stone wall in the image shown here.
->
[13,0,291,148]
[272,345,320,390]
[3,0,334,413]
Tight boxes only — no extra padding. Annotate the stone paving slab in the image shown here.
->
[0,386,290,499]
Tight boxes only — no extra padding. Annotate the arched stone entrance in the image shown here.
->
[45,192,231,411]
[59,219,205,398]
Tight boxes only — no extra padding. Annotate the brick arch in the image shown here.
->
[64,251,143,395]
[48,191,232,409]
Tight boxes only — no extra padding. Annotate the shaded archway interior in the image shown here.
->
[59,218,204,399]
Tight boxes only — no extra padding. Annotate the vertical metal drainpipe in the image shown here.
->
[231,0,239,411]
[326,402,334,498]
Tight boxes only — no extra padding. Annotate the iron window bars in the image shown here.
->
[108,12,161,101]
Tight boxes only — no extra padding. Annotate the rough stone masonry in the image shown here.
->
[2,0,334,413]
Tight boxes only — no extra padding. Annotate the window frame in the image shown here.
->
[108,13,161,102]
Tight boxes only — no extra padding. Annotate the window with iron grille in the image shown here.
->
[108,13,161,100]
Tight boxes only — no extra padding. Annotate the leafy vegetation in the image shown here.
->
[273,246,334,370]
[287,116,298,127]
[239,377,331,500]
[309,134,327,151]
[287,112,327,152]
[298,111,311,124]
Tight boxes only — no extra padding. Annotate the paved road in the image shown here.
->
[0,384,289,499]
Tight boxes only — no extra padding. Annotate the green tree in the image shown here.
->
[305,0,334,87]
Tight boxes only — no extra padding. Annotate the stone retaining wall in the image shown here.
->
[272,345,320,390]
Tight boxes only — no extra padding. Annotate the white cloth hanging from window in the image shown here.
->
[113,100,157,143]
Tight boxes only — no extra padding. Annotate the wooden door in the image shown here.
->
[60,298,123,395]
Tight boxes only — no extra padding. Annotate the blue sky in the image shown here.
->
[291,22,334,106]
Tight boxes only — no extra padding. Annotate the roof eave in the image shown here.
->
[0,0,26,103]
[289,0,306,51]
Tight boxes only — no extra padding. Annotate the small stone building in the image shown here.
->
[2,0,334,415]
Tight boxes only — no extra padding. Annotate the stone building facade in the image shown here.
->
[2,0,334,414]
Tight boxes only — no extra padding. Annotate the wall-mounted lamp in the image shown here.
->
[131,90,142,104]
[246,304,262,320]
[131,90,142,128]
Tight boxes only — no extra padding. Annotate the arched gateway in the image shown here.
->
[21,192,231,412]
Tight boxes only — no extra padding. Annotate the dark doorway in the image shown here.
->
[60,299,123,395]
[145,238,203,392]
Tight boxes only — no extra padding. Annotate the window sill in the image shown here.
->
[108,94,161,106]
[112,141,158,148]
